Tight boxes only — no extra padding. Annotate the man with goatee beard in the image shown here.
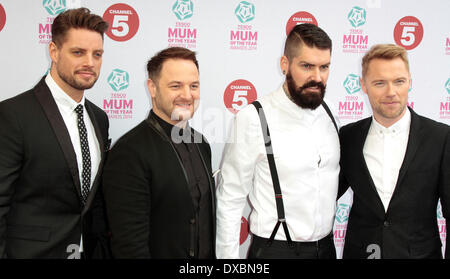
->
[0,8,111,259]
[216,23,340,259]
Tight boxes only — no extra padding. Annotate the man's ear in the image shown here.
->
[49,41,59,64]
[147,78,157,98]
[280,55,289,75]
[360,77,368,95]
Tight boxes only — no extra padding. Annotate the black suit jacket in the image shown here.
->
[339,108,450,259]
[0,76,111,258]
[102,113,216,259]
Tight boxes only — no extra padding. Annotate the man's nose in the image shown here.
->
[386,83,397,97]
[82,54,95,68]
[180,85,193,99]
[310,68,322,83]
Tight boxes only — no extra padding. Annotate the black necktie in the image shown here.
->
[75,104,91,205]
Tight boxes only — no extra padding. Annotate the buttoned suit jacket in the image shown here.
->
[0,76,111,258]
[102,113,216,259]
[338,107,450,259]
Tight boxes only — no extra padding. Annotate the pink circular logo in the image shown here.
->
[224,79,257,114]
[0,4,6,32]
[393,16,424,50]
[240,216,250,245]
[103,3,139,42]
[286,11,318,36]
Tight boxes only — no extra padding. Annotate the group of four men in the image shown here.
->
[0,8,448,259]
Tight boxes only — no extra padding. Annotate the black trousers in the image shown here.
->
[248,233,336,259]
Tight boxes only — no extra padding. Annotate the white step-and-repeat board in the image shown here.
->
[0,0,448,258]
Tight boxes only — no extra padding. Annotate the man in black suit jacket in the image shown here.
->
[0,8,111,259]
[103,47,216,259]
[339,44,450,259]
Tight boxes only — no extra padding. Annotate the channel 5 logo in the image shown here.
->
[0,4,6,32]
[103,3,140,42]
[393,16,424,50]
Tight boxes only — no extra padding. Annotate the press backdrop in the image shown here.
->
[0,0,448,258]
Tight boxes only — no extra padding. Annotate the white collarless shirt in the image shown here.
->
[45,74,101,252]
[363,109,411,211]
[216,86,340,258]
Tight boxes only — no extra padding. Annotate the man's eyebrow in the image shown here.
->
[69,47,104,53]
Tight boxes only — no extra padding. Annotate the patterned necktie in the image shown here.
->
[74,104,91,205]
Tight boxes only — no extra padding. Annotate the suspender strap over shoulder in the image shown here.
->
[321,101,339,133]
[251,101,293,247]
[251,100,338,247]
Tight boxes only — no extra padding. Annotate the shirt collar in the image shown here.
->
[370,108,411,136]
[151,110,191,140]
[45,74,85,114]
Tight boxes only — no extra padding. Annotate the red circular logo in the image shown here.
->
[286,11,318,36]
[103,4,139,42]
[0,4,6,32]
[393,16,424,50]
[239,216,250,245]
[224,79,257,114]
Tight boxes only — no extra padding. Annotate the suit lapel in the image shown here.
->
[387,108,423,213]
[33,77,83,204]
[355,118,386,213]
[145,113,213,215]
[146,114,191,193]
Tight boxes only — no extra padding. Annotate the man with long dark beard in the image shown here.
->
[216,23,340,259]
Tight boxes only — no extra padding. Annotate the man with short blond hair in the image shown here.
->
[339,43,450,259]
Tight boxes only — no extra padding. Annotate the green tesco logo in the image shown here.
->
[43,0,66,16]
[235,1,255,23]
[343,74,361,95]
[172,0,194,21]
[445,78,450,94]
[347,6,366,28]
[107,69,130,92]
[336,203,351,223]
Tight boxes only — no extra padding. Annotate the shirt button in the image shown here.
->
[189,249,195,257]
[383,220,390,227]
[190,218,196,224]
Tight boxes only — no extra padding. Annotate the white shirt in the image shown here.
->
[363,109,411,211]
[45,74,101,252]
[216,86,340,258]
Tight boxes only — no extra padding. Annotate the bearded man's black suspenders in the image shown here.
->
[251,100,338,247]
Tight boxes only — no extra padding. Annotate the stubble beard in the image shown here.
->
[58,67,98,91]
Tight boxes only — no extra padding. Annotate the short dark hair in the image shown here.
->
[284,23,332,60]
[147,47,199,82]
[51,8,109,47]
